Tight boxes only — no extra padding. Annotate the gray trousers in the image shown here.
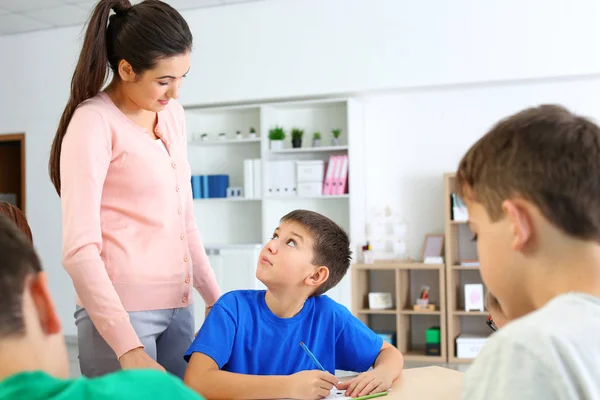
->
[75,305,194,379]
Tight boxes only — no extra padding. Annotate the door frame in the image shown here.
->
[0,133,26,212]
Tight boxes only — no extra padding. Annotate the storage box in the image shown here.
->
[456,335,488,359]
[296,160,325,183]
[368,292,393,309]
[297,182,322,197]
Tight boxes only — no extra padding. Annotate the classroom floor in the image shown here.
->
[65,338,470,378]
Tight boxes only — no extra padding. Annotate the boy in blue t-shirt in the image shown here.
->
[184,210,403,399]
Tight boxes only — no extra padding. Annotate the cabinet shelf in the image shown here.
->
[403,350,445,363]
[399,309,441,316]
[354,262,442,270]
[356,309,397,315]
[190,138,261,146]
[265,195,349,200]
[452,265,480,270]
[194,198,261,203]
[270,145,348,154]
[452,311,487,316]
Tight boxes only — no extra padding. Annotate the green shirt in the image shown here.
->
[0,370,203,400]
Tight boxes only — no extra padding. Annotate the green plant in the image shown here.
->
[291,128,304,140]
[250,127,256,133]
[268,126,286,140]
[313,132,322,140]
[332,129,342,138]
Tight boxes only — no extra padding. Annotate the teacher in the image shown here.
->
[48,0,220,379]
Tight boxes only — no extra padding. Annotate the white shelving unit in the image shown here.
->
[184,98,366,327]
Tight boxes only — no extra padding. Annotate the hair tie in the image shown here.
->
[113,1,132,16]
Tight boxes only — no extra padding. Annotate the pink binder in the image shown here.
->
[336,155,348,195]
[322,155,338,195]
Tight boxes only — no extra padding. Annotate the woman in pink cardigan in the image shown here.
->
[48,0,220,379]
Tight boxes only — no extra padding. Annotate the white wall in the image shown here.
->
[362,78,600,259]
[1,0,600,335]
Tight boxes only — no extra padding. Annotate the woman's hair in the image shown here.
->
[0,202,33,244]
[49,0,193,195]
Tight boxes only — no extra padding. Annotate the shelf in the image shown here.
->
[403,350,445,363]
[448,356,475,364]
[452,311,488,316]
[399,310,441,315]
[354,262,443,270]
[356,309,397,315]
[265,195,349,200]
[189,138,261,146]
[204,243,263,250]
[194,198,261,203]
[270,145,348,154]
[452,265,480,270]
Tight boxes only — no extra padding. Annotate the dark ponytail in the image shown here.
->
[49,0,193,195]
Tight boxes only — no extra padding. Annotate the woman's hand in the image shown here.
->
[119,348,165,372]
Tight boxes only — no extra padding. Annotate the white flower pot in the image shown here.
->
[270,140,284,150]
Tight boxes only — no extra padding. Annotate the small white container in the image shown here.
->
[456,335,488,359]
[270,140,283,150]
[368,292,393,310]
[296,160,325,182]
[297,182,323,197]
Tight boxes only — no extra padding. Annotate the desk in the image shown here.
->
[387,367,463,399]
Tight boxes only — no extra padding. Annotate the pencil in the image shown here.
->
[354,392,388,400]
[300,342,326,371]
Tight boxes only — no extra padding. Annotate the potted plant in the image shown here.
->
[312,132,321,147]
[268,126,286,150]
[236,130,242,140]
[249,127,257,139]
[200,133,208,141]
[218,132,226,140]
[291,128,304,148]
[332,129,342,146]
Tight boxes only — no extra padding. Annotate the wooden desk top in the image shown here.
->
[387,366,463,399]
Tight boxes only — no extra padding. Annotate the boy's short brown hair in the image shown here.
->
[0,202,32,244]
[0,215,42,337]
[457,104,600,241]
[281,210,351,296]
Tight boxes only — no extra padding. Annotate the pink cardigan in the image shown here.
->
[60,92,220,358]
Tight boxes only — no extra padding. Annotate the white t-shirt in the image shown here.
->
[462,293,600,400]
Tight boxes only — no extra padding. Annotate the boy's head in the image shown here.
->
[457,104,600,320]
[256,210,351,297]
[0,214,68,379]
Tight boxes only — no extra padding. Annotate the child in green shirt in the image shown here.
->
[0,211,202,400]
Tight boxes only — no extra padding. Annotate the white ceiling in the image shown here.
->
[0,0,263,36]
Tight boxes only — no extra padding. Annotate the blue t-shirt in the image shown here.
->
[185,290,383,375]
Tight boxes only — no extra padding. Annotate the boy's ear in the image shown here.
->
[502,199,534,252]
[29,272,62,335]
[305,266,329,288]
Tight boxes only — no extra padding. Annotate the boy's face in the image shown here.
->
[465,197,529,320]
[256,221,318,291]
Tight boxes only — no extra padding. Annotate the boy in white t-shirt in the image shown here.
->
[456,105,600,400]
